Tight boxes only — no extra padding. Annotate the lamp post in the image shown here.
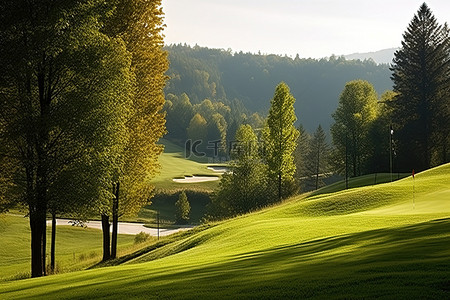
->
[390,124,393,182]
[345,131,349,189]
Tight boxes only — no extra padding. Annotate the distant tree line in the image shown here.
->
[164,93,264,157]
[164,43,393,134]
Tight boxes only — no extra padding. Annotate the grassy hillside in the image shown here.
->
[1,164,449,298]
[0,215,137,281]
[310,172,409,196]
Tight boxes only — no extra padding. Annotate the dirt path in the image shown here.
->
[46,219,194,236]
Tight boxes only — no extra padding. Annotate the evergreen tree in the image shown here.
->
[264,82,299,200]
[294,124,311,191]
[175,191,190,224]
[390,3,450,170]
[307,125,330,190]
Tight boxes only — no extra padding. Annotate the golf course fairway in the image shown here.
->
[1,163,449,299]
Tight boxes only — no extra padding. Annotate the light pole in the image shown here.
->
[389,124,393,182]
[345,131,349,189]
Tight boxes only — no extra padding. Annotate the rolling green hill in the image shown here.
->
[1,164,449,299]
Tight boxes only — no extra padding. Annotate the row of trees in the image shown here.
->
[209,3,449,219]
[0,0,167,277]
[331,3,449,175]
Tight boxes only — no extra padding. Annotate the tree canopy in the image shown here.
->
[264,82,299,200]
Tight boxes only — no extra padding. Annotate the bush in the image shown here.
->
[150,189,212,223]
[134,231,151,244]
[175,191,190,224]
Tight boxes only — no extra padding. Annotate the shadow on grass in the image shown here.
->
[4,218,450,299]
[135,217,450,298]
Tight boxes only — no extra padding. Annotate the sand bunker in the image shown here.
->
[173,175,219,183]
[207,166,229,173]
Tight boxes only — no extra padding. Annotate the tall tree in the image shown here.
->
[294,124,311,191]
[103,0,168,260]
[307,125,329,190]
[0,0,132,276]
[187,113,208,156]
[390,3,450,171]
[264,82,299,200]
[366,91,397,174]
[331,80,378,177]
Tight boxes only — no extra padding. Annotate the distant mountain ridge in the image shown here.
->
[344,48,398,65]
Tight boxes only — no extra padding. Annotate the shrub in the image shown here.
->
[175,191,190,224]
[134,231,151,244]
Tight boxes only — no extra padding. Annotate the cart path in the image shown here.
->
[46,218,194,236]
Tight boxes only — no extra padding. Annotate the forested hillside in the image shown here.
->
[164,44,393,133]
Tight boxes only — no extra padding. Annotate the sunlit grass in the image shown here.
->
[0,163,449,298]
[151,139,220,191]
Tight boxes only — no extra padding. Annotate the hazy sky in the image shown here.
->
[161,0,450,58]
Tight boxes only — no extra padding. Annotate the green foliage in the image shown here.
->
[103,0,168,219]
[175,191,191,224]
[134,232,152,244]
[365,91,397,173]
[264,82,299,200]
[306,125,330,190]
[331,79,378,177]
[209,125,271,219]
[146,188,212,224]
[164,44,393,134]
[294,125,311,191]
[390,3,450,171]
[0,0,135,276]
[187,113,208,153]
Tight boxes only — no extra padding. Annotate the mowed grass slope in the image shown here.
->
[0,216,136,281]
[1,164,449,299]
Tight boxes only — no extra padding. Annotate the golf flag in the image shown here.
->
[412,169,415,178]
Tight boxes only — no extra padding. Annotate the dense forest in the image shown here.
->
[164,44,393,136]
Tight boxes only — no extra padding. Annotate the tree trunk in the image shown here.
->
[278,173,282,201]
[42,217,46,276]
[111,182,119,259]
[50,212,56,273]
[30,209,46,277]
[101,214,111,261]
